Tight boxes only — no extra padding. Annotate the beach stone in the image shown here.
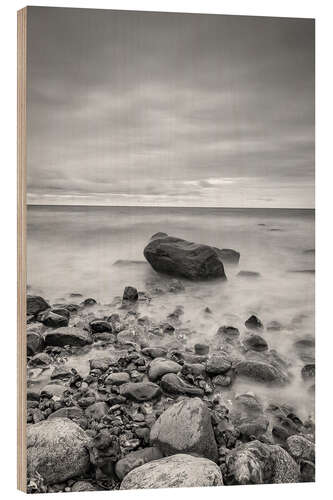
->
[89,320,112,333]
[234,393,263,415]
[81,298,97,306]
[27,331,45,356]
[120,382,161,402]
[51,307,71,319]
[216,325,240,339]
[27,418,90,485]
[89,358,111,371]
[160,373,204,396]
[29,352,52,367]
[243,334,268,352]
[212,374,232,387]
[194,343,209,355]
[105,372,130,385]
[182,363,206,377]
[44,327,93,347]
[148,358,181,381]
[27,295,50,315]
[238,416,269,439]
[225,440,299,484]
[235,360,288,385]
[42,311,69,328]
[286,435,315,463]
[237,271,261,278]
[85,402,109,420]
[301,364,315,380]
[206,354,231,374]
[71,481,97,492]
[144,233,227,280]
[48,407,84,421]
[41,382,67,398]
[245,315,263,330]
[142,347,167,358]
[150,397,218,461]
[123,286,138,302]
[121,454,223,489]
[115,447,163,480]
[50,366,72,380]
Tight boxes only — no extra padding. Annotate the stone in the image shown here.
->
[51,307,71,319]
[123,286,138,302]
[81,298,97,306]
[42,311,69,328]
[89,320,112,333]
[235,360,288,385]
[237,271,261,278]
[27,295,50,315]
[71,481,97,492]
[205,354,231,375]
[142,347,167,358]
[115,447,163,480]
[27,418,90,485]
[286,435,315,463]
[120,382,161,402]
[85,402,109,420]
[44,327,92,347]
[29,352,52,367]
[150,397,218,461]
[160,373,204,396]
[89,358,111,371]
[216,325,240,339]
[181,363,206,377]
[143,233,227,280]
[27,332,45,356]
[215,248,240,264]
[238,416,269,439]
[267,320,283,331]
[48,407,84,420]
[245,315,263,330]
[194,343,209,355]
[301,364,315,380]
[243,334,268,352]
[41,382,67,399]
[120,454,223,489]
[50,366,72,380]
[148,358,181,381]
[212,374,232,387]
[105,372,130,385]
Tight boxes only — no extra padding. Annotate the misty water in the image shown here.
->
[27,205,315,421]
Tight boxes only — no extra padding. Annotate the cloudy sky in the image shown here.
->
[27,7,314,208]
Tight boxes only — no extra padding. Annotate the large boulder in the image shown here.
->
[44,327,93,347]
[115,447,163,480]
[150,397,218,461]
[143,233,227,280]
[27,295,50,315]
[27,418,90,485]
[120,454,223,489]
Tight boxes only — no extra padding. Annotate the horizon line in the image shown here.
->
[27,203,315,210]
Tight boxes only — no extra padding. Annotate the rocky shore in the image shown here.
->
[26,235,315,492]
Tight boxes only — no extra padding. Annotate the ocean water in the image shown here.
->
[27,205,315,418]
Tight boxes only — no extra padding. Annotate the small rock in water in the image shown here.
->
[205,354,232,374]
[141,347,167,358]
[27,331,44,356]
[105,372,130,385]
[194,343,209,355]
[89,319,112,333]
[301,364,315,380]
[243,334,268,352]
[123,286,138,302]
[42,311,69,328]
[245,315,264,330]
[237,271,261,278]
[29,352,52,367]
[115,447,163,480]
[235,360,289,385]
[27,295,50,315]
[217,325,240,338]
[148,358,181,381]
[44,327,93,347]
[81,297,97,306]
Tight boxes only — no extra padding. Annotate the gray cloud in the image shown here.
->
[27,7,314,207]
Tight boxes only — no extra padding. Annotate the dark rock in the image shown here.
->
[194,343,209,355]
[29,352,52,367]
[216,325,240,339]
[181,363,206,377]
[51,308,71,319]
[206,354,232,375]
[48,407,84,421]
[123,286,138,302]
[237,271,261,278]
[44,327,93,347]
[235,360,289,385]
[243,334,268,352]
[120,382,161,402]
[301,364,315,380]
[150,398,218,461]
[71,481,97,492]
[42,311,69,328]
[27,418,90,485]
[27,331,44,356]
[142,347,167,358]
[81,298,97,307]
[115,447,163,480]
[89,358,111,371]
[89,320,112,333]
[148,358,181,381]
[286,435,315,463]
[120,454,223,489]
[85,402,109,420]
[50,366,72,380]
[245,315,263,330]
[160,373,204,396]
[238,416,269,439]
[215,248,240,264]
[27,295,50,315]
[212,374,232,387]
[300,460,315,482]
[143,233,227,280]
[105,372,130,385]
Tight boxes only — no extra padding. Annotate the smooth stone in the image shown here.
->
[89,320,112,333]
[160,373,204,396]
[212,374,232,387]
[71,481,97,492]
[81,298,97,306]
[120,454,223,489]
[245,315,264,330]
[105,372,130,385]
[142,347,167,358]
[89,358,111,371]
[27,418,90,485]
[115,447,163,480]
[44,327,93,347]
[27,295,50,315]
[286,435,315,463]
[50,366,72,380]
[27,331,45,356]
[215,248,240,264]
[120,382,162,402]
[41,382,67,398]
[301,364,315,380]
[150,397,218,461]
[144,233,227,280]
[123,286,138,302]
[148,358,181,381]
[205,354,231,375]
[85,402,109,420]
[29,352,52,367]
[48,407,84,420]
[194,343,209,355]
[238,416,269,439]
[243,334,268,352]
[181,363,206,377]
[267,320,283,331]
[235,360,289,385]
[42,311,69,328]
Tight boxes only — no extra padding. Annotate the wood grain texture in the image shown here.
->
[17,6,27,493]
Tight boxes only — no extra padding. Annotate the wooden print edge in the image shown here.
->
[17,6,27,493]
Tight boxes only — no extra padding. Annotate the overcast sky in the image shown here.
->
[27,7,314,208]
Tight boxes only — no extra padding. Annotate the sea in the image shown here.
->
[27,205,315,419]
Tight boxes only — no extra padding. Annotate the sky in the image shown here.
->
[27,7,315,208]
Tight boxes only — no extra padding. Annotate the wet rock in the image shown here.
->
[148,358,181,381]
[142,347,167,358]
[120,454,223,489]
[42,311,69,328]
[245,315,263,330]
[89,358,111,371]
[50,366,72,380]
[71,481,97,492]
[216,325,240,339]
[237,271,261,278]
[89,320,112,333]
[48,407,84,421]
[182,362,206,377]
[243,334,268,352]
[206,354,232,375]
[238,416,269,439]
[286,435,315,463]
[194,343,209,355]
[27,331,45,356]
[234,360,288,385]
[115,447,163,480]
[81,298,97,307]
[301,364,315,380]
[29,352,52,367]
[120,382,161,402]
[300,460,315,482]
[85,402,109,420]
[144,233,227,280]
[225,440,299,484]
[160,373,204,396]
[27,295,50,315]
[27,418,90,485]
[41,382,67,399]
[212,374,232,387]
[51,307,71,319]
[123,286,138,302]
[150,397,218,461]
[105,372,130,385]
[44,327,93,347]
[234,393,263,416]
[267,320,282,331]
